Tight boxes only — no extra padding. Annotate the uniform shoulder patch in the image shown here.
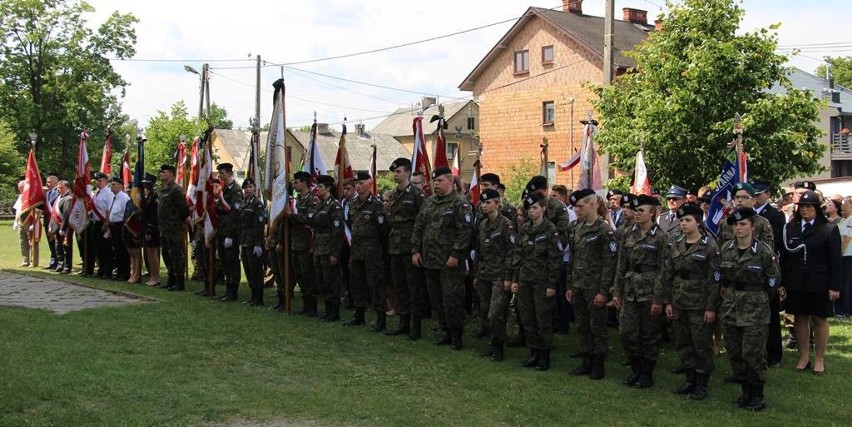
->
[377,215,385,224]
[464,213,472,223]
[713,270,722,283]
[609,240,618,253]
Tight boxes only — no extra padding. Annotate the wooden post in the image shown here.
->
[30,211,40,267]
[207,238,215,299]
[283,146,292,314]
[733,112,744,181]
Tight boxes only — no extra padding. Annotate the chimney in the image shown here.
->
[563,0,582,14]
[623,8,648,25]
[655,19,663,31]
[421,96,437,110]
[317,123,329,135]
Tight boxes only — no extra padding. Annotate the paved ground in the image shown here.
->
[0,271,153,314]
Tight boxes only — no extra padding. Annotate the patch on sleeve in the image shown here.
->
[509,234,516,244]
[768,277,777,288]
[377,215,385,224]
[609,240,618,253]
[464,213,472,223]
[333,218,341,228]
[713,270,721,283]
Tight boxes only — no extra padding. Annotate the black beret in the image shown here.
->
[389,157,411,171]
[523,192,545,210]
[480,189,500,202]
[293,171,312,181]
[666,185,688,198]
[606,189,623,198]
[796,190,821,206]
[620,193,637,209]
[526,175,548,192]
[698,189,714,202]
[241,177,255,188]
[92,172,107,180]
[727,207,756,225]
[141,173,157,184]
[480,173,501,185]
[636,194,660,207]
[497,183,506,191]
[733,182,755,197]
[110,176,123,185]
[159,164,176,174]
[431,166,452,180]
[216,163,233,172]
[676,203,704,220]
[316,175,335,187]
[569,188,596,206]
[355,170,372,181]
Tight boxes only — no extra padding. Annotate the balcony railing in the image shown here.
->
[832,133,852,159]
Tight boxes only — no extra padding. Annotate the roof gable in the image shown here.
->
[371,100,475,137]
[288,129,411,172]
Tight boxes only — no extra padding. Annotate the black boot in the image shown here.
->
[519,348,539,368]
[296,297,310,315]
[589,354,605,380]
[536,349,551,371]
[449,328,463,350]
[673,369,696,395]
[343,307,366,326]
[622,357,642,386]
[690,371,709,401]
[434,329,451,346]
[271,292,284,312]
[219,284,238,301]
[490,340,504,362]
[248,288,263,306]
[473,325,490,339]
[161,274,175,289]
[570,354,592,376]
[633,359,656,389]
[671,361,687,374]
[169,275,185,292]
[734,382,751,407]
[195,282,215,297]
[321,299,340,322]
[372,311,387,332]
[407,316,422,341]
[306,298,318,318]
[385,314,410,336]
[744,383,766,411]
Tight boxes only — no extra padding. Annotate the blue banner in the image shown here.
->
[704,148,740,237]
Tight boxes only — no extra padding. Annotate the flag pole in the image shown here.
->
[733,112,744,181]
[283,145,292,314]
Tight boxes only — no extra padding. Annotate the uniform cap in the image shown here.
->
[666,185,688,199]
[480,173,501,185]
[293,171,312,182]
[636,194,660,207]
[92,172,108,180]
[241,177,255,188]
[733,182,755,197]
[316,175,335,187]
[110,176,123,185]
[389,157,411,171]
[569,188,596,206]
[793,181,816,191]
[141,173,157,184]
[480,188,500,202]
[606,189,623,198]
[523,192,545,210]
[750,180,771,195]
[620,193,637,209]
[216,163,233,173]
[698,189,714,202]
[159,164,176,174]
[676,203,704,220]
[431,166,452,180]
[355,170,372,181]
[525,175,548,192]
[795,190,821,206]
[727,207,756,225]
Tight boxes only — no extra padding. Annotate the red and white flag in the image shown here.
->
[468,166,480,205]
[558,150,582,171]
[121,150,132,188]
[576,123,603,191]
[100,130,112,175]
[176,137,187,186]
[334,131,354,195]
[369,143,378,196]
[68,131,93,232]
[411,116,433,196]
[740,150,748,182]
[307,122,328,183]
[631,148,652,195]
[265,79,288,221]
[433,118,449,170]
[199,142,217,246]
[451,145,461,176]
[21,149,45,217]
[187,137,200,209]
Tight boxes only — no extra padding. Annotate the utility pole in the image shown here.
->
[255,55,261,126]
[603,0,614,85]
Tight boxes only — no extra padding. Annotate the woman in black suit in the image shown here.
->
[779,190,842,375]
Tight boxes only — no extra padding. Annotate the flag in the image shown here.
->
[740,150,748,182]
[468,163,480,205]
[187,137,200,209]
[100,130,112,175]
[121,150,132,188]
[704,148,740,237]
[334,129,354,196]
[558,149,582,171]
[131,139,144,208]
[576,122,603,191]
[631,148,652,195]
[68,131,92,232]
[307,122,328,182]
[176,137,187,187]
[540,144,548,177]
[451,144,461,176]
[370,143,378,195]
[411,116,433,196]
[200,140,217,246]
[247,132,264,204]
[265,79,288,223]
[20,149,45,217]
[432,116,449,170]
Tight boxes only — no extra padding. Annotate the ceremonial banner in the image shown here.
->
[433,118,449,170]
[21,149,45,216]
[306,122,328,181]
[187,137,200,209]
[334,129,354,196]
[121,150,132,188]
[176,137,187,186]
[411,116,432,196]
[369,143,378,195]
[576,122,603,191]
[247,131,264,204]
[704,148,740,237]
[100,130,112,175]
[265,80,288,222]
[468,165,480,205]
[631,148,652,195]
[451,145,460,177]
[558,149,582,172]
[68,131,92,232]
[200,142,217,245]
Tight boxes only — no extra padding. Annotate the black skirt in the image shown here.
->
[786,290,832,317]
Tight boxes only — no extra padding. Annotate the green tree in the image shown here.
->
[591,0,823,191]
[816,56,852,89]
[144,101,206,175]
[208,103,233,129]
[0,121,26,206]
[0,0,138,178]
[503,158,538,208]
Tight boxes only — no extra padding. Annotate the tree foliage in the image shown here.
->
[143,101,233,174]
[816,56,852,89]
[0,0,138,179]
[0,121,26,206]
[591,0,824,191]
[503,158,538,207]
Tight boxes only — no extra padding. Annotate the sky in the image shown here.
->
[83,0,852,132]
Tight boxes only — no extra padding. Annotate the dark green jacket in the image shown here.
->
[568,217,618,295]
[412,191,473,269]
[287,191,318,251]
[719,239,780,326]
[386,183,424,255]
[238,195,266,246]
[512,219,560,289]
[474,213,516,283]
[665,234,721,310]
[310,196,344,258]
[157,181,188,236]
[348,193,388,260]
[614,223,669,304]
[216,180,243,240]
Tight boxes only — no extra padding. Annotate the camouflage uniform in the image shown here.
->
[266,215,285,307]
[348,193,389,316]
[501,202,519,228]
[216,180,244,299]
[665,234,721,392]
[716,214,774,252]
[475,213,516,352]
[412,190,473,344]
[512,219,561,353]
[614,223,669,386]
[287,191,319,313]
[158,181,188,289]
[719,239,779,403]
[310,195,344,319]
[238,194,266,303]
[386,183,426,336]
[567,218,618,375]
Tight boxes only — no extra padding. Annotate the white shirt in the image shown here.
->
[108,191,130,223]
[92,186,114,221]
[841,217,852,257]
[801,219,814,233]
[754,202,768,215]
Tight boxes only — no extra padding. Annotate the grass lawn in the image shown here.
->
[0,220,850,426]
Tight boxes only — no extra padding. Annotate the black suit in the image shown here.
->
[780,217,842,315]
[757,203,786,363]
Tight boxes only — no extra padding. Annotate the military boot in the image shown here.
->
[734,382,751,407]
[744,384,766,411]
[689,371,709,401]
[449,328,463,350]
[321,299,341,322]
[305,298,318,318]
[219,284,238,301]
[519,348,539,368]
[589,354,605,380]
[407,316,422,341]
[161,274,175,289]
[195,282,215,297]
[248,288,263,306]
[670,361,687,374]
[168,275,185,292]
[490,340,505,362]
[296,297,310,315]
[570,354,592,376]
[343,307,366,326]
[271,292,285,312]
[633,359,656,389]
[385,314,410,336]
[536,349,551,371]
[372,311,387,332]
[622,357,642,386]
[673,370,696,395]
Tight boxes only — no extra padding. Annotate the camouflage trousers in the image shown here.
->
[313,254,340,302]
[723,321,768,386]
[162,235,185,280]
[475,279,493,327]
[291,249,315,299]
[350,257,386,312]
[672,308,715,374]
[572,287,608,356]
[389,254,426,316]
[517,281,555,350]
[487,281,512,344]
[424,266,465,330]
[619,300,663,361]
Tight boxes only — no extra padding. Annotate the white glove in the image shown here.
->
[224,237,233,248]
[253,246,263,257]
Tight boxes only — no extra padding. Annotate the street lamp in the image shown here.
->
[184,65,199,75]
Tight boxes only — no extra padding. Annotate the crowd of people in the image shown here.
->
[12,158,852,412]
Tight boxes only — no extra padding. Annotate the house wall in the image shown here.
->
[782,105,836,188]
[471,15,609,189]
[396,103,480,182]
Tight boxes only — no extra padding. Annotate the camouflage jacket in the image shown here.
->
[348,193,388,260]
[568,217,618,295]
[718,239,780,327]
[386,183,424,255]
[474,213,516,283]
[614,223,669,304]
[287,191,318,251]
[216,180,244,240]
[157,181,188,236]
[716,213,774,253]
[511,219,560,289]
[238,195,266,247]
[310,196,344,258]
[546,196,572,248]
[412,191,473,269]
[664,234,721,311]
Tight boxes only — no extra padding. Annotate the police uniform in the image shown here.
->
[658,185,688,237]
[157,165,189,291]
[719,208,780,411]
[238,179,267,305]
[607,189,626,230]
[310,175,345,321]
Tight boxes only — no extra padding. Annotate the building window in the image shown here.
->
[467,117,475,130]
[542,45,554,64]
[542,101,555,125]
[514,50,529,74]
[447,142,459,159]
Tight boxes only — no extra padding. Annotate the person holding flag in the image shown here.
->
[106,177,131,281]
[53,180,74,273]
[286,171,319,315]
[17,147,46,267]
[158,164,189,291]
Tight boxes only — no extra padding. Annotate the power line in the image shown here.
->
[283,66,407,105]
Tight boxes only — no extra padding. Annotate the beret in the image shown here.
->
[727,207,756,225]
[636,194,660,207]
[293,171,312,181]
[141,173,157,184]
[676,203,704,219]
[241,177,255,188]
[389,157,410,171]
[355,170,372,181]
[523,192,545,210]
[569,188,596,206]
[606,189,623,198]
[431,166,452,179]
[733,182,755,197]
[480,188,500,202]
[480,173,501,185]
[316,175,335,187]
[526,176,548,192]
[216,163,233,172]
[159,164,176,174]
[620,193,637,209]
